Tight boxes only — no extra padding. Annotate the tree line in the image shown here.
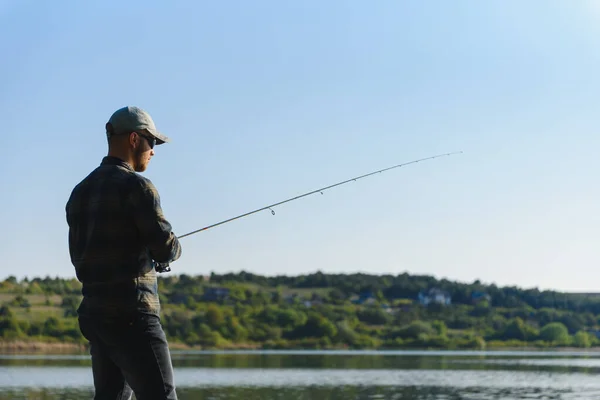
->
[1,271,599,350]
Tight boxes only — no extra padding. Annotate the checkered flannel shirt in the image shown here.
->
[66,156,182,318]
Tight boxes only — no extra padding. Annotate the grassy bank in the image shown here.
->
[0,340,87,353]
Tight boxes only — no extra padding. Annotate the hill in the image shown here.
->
[1,271,599,351]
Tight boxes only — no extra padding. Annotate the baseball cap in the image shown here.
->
[106,106,170,145]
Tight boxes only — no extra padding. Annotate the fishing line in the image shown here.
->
[155,151,463,272]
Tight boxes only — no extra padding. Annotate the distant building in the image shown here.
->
[351,291,377,305]
[302,300,320,308]
[381,303,399,314]
[418,288,451,305]
[471,291,491,305]
[284,293,299,304]
[306,295,324,308]
[203,287,230,302]
[283,293,323,308]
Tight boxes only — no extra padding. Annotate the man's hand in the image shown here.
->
[154,261,171,273]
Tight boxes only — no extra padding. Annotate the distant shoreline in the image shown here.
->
[0,341,87,353]
[2,340,600,355]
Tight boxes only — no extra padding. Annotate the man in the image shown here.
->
[65,106,182,400]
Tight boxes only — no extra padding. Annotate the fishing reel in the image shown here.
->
[153,261,171,273]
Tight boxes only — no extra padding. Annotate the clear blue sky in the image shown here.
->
[2,0,600,291]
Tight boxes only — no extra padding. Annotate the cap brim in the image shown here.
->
[148,129,170,145]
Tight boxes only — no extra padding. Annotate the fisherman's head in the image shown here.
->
[105,106,170,172]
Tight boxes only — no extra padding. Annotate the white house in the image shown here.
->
[418,288,451,305]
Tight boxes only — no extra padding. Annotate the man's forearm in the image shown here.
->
[150,231,182,263]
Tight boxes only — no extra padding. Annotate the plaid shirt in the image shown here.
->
[66,156,182,318]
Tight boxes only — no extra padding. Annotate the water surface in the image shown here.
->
[2,350,600,399]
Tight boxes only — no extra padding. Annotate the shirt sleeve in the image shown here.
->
[129,177,182,263]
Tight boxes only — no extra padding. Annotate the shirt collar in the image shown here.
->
[101,156,134,172]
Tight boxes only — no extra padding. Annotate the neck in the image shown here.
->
[107,148,135,168]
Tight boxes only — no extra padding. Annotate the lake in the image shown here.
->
[2,349,600,399]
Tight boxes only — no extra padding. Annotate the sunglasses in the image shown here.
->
[137,132,156,149]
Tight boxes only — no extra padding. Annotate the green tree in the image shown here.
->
[500,317,537,341]
[392,321,434,339]
[539,322,569,344]
[43,317,65,338]
[223,315,248,341]
[272,289,282,303]
[25,282,45,294]
[335,320,359,345]
[61,295,80,317]
[470,302,492,317]
[357,308,390,325]
[572,331,592,348]
[0,305,14,318]
[289,314,337,340]
[0,315,24,339]
[205,304,225,329]
[164,311,194,339]
[329,288,346,303]
[9,295,30,308]
[228,287,247,303]
[432,320,448,337]
[559,314,584,334]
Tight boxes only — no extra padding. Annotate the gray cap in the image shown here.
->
[106,106,170,145]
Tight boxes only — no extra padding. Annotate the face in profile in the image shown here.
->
[133,132,156,172]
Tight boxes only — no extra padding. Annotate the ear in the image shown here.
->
[105,123,114,139]
[128,131,138,148]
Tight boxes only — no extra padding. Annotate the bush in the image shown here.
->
[539,322,569,344]
[498,317,538,341]
[0,305,14,318]
[9,295,30,308]
[357,308,390,325]
[391,321,434,339]
[572,331,592,348]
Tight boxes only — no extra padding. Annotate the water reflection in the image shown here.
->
[4,350,600,374]
[1,366,600,388]
[3,351,600,400]
[1,385,599,400]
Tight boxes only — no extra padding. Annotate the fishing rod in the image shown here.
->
[155,151,462,272]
